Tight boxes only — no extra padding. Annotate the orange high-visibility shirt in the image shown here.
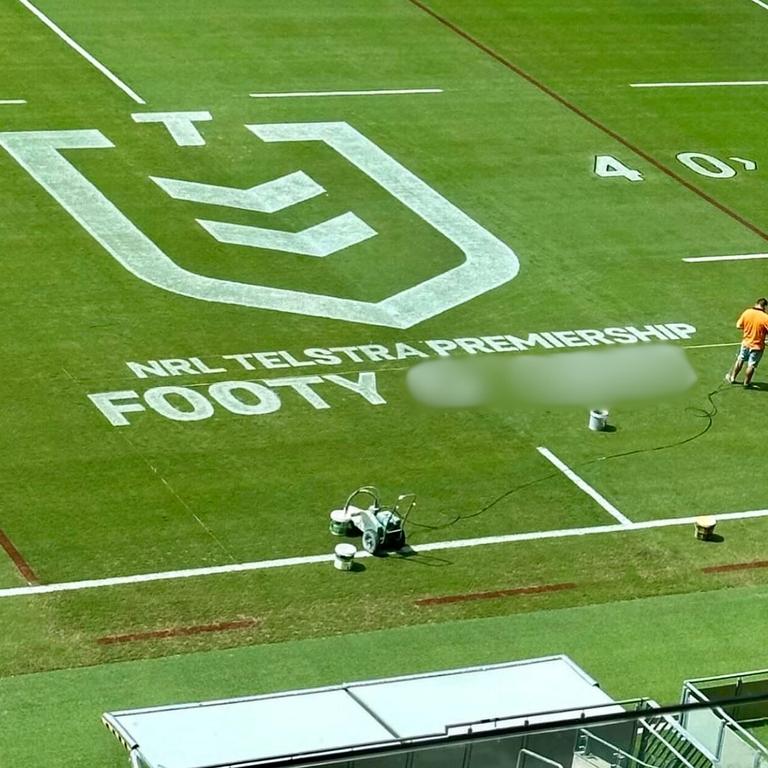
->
[737,307,768,350]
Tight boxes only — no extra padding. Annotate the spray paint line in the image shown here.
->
[631,81,768,89]
[17,0,146,104]
[536,446,632,526]
[249,88,443,98]
[702,560,768,574]
[3,508,768,599]
[0,529,39,584]
[415,582,576,606]
[684,342,739,349]
[684,253,768,263]
[96,617,259,645]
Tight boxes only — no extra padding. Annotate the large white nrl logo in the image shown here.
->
[0,121,519,328]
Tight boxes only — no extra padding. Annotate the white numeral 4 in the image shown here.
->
[594,155,644,182]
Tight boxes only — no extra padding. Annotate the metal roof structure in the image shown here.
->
[103,655,622,768]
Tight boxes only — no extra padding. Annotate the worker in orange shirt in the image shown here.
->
[726,298,768,388]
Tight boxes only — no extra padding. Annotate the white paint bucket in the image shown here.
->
[334,543,357,571]
[694,516,717,540]
[588,409,609,431]
[329,509,353,536]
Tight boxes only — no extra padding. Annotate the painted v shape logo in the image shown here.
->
[0,122,520,329]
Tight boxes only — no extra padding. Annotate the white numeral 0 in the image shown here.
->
[676,152,736,179]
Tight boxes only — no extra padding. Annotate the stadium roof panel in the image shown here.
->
[103,655,621,768]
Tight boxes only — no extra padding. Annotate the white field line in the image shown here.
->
[748,0,768,10]
[684,342,739,349]
[249,88,443,98]
[631,80,768,88]
[683,253,768,263]
[0,99,27,105]
[2,508,768,599]
[18,0,146,105]
[536,446,632,526]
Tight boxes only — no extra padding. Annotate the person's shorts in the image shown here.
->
[738,346,764,366]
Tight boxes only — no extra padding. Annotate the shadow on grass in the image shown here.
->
[388,545,452,567]
[731,381,768,391]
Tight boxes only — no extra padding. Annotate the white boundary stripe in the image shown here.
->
[0,99,27,105]
[249,88,443,98]
[18,0,146,105]
[749,0,768,10]
[683,253,768,263]
[631,81,768,88]
[684,342,739,349]
[536,446,633,526]
[2,508,768,599]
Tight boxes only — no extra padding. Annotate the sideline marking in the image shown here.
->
[249,88,442,98]
[96,617,259,645]
[748,0,768,10]
[631,80,768,89]
[18,0,146,104]
[536,446,632,526]
[405,0,768,244]
[0,99,26,105]
[0,529,39,584]
[683,253,768,263]
[5,509,768,599]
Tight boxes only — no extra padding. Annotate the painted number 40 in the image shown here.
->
[594,152,757,182]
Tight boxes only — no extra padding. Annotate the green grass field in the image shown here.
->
[2,0,768,764]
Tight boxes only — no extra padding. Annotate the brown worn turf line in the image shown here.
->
[97,618,259,645]
[702,560,768,574]
[406,0,768,243]
[415,581,576,606]
[0,529,39,584]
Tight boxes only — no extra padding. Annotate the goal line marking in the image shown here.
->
[249,88,443,98]
[631,80,768,89]
[3,509,767,599]
[536,446,632,526]
[18,0,146,104]
[0,99,27,105]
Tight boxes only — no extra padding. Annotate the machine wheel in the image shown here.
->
[390,530,406,550]
[362,529,379,554]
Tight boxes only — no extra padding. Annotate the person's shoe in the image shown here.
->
[725,372,735,384]
[744,382,756,389]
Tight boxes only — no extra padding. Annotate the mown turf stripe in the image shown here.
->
[405,0,768,243]
[702,560,768,574]
[0,529,39,584]
[415,581,576,606]
[96,618,259,645]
